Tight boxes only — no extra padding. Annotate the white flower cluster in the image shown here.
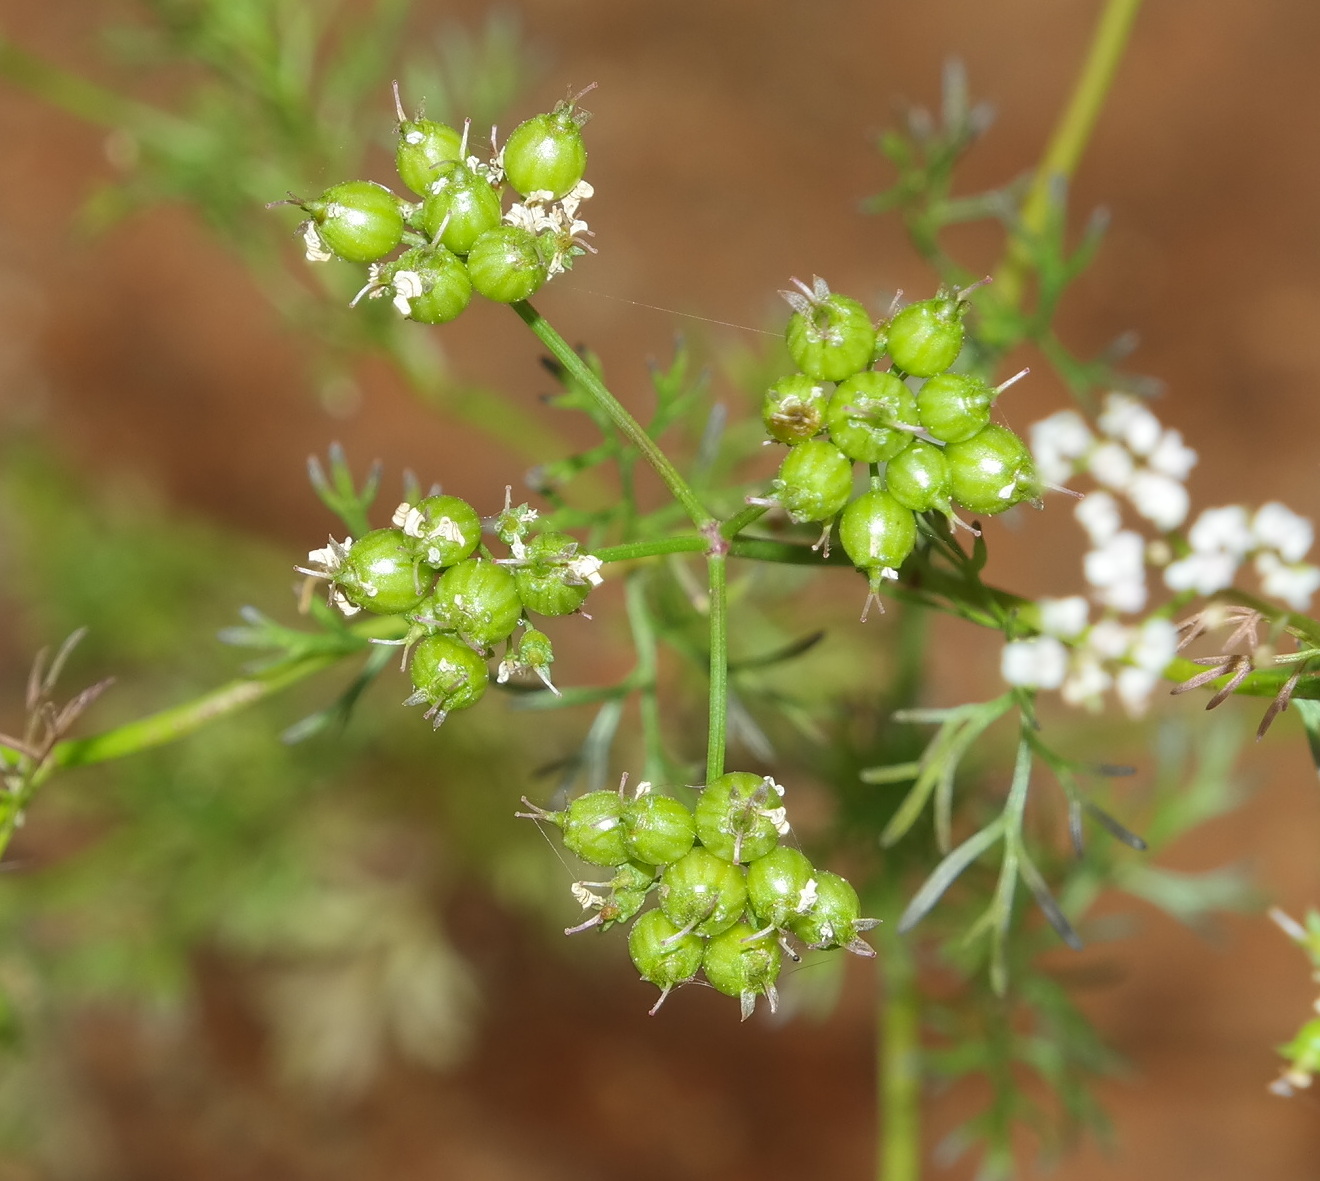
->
[1000,596,1179,716]
[1033,392,1198,532]
[504,179,594,276]
[1165,502,1320,611]
[1007,389,1320,714]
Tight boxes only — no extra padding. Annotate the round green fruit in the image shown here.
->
[404,633,488,726]
[624,793,697,867]
[658,847,748,938]
[466,225,549,303]
[300,180,405,263]
[826,371,918,463]
[701,922,781,1020]
[628,908,704,1014]
[694,772,787,864]
[420,161,503,253]
[943,424,1041,516]
[503,102,589,199]
[886,296,966,377]
[426,558,522,649]
[785,291,876,383]
[771,439,853,524]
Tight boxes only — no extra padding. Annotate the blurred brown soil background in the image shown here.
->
[1,0,1320,1178]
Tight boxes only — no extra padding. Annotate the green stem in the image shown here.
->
[706,549,728,784]
[624,572,667,784]
[595,535,707,564]
[511,301,714,529]
[993,0,1145,309]
[879,922,921,1181]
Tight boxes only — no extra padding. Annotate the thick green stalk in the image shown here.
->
[511,301,714,529]
[993,0,1145,309]
[706,547,728,784]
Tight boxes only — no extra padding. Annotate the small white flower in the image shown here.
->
[1088,619,1134,660]
[1098,393,1163,456]
[1129,617,1178,672]
[566,553,604,587]
[1001,636,1068,689]
[1084,530,1145,592]
[1128,470,1190,531]
[1255,552,1320,611]
[1030,410,1094,484]
[301,221,333,263]
[1088,441,1136,491]
[570,882,607,910]
[1163,550,1240,596]
[1147,428,1197,480]
[1252,502,1314,563]
[1114,665,1161,717]
[1039,595,1089,639]
[1076,491,1123,544]
[1061,656,1112,708]
[797,878,819,912]
[1188,505,1254,558]
[389,269,425,317]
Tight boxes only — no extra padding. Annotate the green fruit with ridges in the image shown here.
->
[396,494,482,568]
[514,532,598,617]
[785,293,876,382]
[789,870,877,955]
[335,528,430,614]
[916,373,997,443]
[886,297,966,377]
[658,847,748,938]
[694,772,787,864]
[838,489,917,575]
[420,161,503,253]
[628,909,704,1013]
[772,440,853,524]
[883,439,953,514]
[701,922,781,1020]
[746,847,817,930]
[503,102,589,199]
[944,424,1041,516]
[466,225,549,303]
[377,245,472,325]
[426,558,522,649]
[624,793,696,866]
[826,371,918,463]
[405,633,488,726]
[300,181,405,263]
[396,114,464,198]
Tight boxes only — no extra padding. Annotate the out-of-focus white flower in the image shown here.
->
[1039,596,1089,639]
[1147,428,1197,480]
[1098,393,1163,456]
[1088,441,1136,492]
[1255,552,1320,612]
[1030,410,1094,485]
[1001,636,1068,689]
[1187,505,1254,557]
[1128,470,1190,531]
[1076,491,1122,544]
[1164,550,1240,596]
[1084,529,1147,612]
[1252,502,1314,563]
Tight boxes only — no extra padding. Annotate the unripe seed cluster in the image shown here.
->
[767,276,1041,607]
[297,491,602,727]
[519,773,877,1019]
[280,85,594,321]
